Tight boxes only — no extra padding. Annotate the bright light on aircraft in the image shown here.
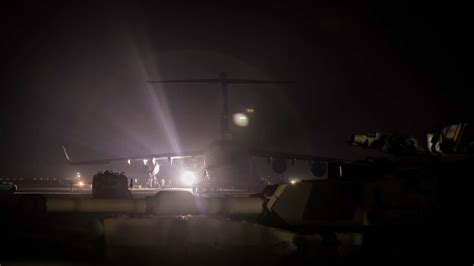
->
[246,107,255,113]
[233,113,249,127]
[180,171,196,187]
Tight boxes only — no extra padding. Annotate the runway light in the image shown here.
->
[180,171,196,187]
[233,113,249,127]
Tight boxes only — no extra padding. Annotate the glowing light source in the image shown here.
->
[246,108,255,113]
[233,113,249,127]
[78,181,84,187]
[143,159,148,165]
[180,171,196,187]
[289,178,300,185]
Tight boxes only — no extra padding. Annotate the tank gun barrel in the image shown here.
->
[23,191,264,217]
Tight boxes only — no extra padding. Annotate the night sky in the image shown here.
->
[1,1,472,179]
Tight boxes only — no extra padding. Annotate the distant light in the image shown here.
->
[246,108,255,113]
[127,159,131,165]
[289,178,300,185]
[233,113,249,127]
[143,159,148,165]
[78,181,84,187]
[180,171,196,187]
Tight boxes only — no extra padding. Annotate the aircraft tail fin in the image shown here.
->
[62,145,72,164]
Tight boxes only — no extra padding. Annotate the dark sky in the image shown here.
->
[0,1,472,179]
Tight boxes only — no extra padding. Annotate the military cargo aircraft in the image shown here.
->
[63,73,341,193]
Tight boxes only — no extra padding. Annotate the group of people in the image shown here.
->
[144,173,172,189]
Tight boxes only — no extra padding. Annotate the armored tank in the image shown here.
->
[2,123,470,265]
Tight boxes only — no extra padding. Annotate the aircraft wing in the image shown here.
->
[62,146,204,165]
[226,79,294,84]
[148,79,219,83]
[248,149,343,163]
[245,149,344,177]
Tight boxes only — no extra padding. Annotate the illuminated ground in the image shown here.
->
[14,186,191,198]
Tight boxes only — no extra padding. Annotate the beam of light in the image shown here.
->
[126,29,182,155]
[145,83,182,153]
